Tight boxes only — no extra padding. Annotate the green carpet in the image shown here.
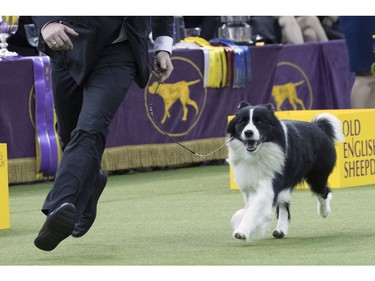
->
[1,163,375,266]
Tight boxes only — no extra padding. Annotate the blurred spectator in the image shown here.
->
[296,16,329,42]
[250,16,281,44]
[340,16,375,108]
[250,16,329,45]
[318,16,344,40]
[278,16,328,44]
[277,16,304,44]
[183,16,221,41]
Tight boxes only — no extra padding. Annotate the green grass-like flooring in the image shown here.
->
[1,163,375,266]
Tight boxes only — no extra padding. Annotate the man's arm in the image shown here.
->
[32,16,78,51]
[151,16,174,82]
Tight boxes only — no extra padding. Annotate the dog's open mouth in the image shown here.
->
[245,139,263,152]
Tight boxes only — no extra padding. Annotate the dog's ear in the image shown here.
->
[226,116,236,135]
[265,103,275,112]
[238,101,251,110]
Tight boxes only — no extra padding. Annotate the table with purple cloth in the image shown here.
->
[0,39,354,184]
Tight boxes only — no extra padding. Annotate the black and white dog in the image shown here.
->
[226,102,344,241]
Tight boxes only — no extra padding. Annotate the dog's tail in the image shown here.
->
[186,79,201,86]
[312,113,344,144]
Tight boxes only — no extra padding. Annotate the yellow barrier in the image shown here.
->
[229,109,375,190]
[0,143,10,229]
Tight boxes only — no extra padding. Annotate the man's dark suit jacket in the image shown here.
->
[32,16,174,88]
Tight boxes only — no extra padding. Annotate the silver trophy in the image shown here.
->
[218,16,252,43]
[0,15,19,57]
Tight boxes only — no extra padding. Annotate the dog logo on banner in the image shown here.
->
[272,80,306,111]
[148,79,200,124]
[145,56,207,137]
[272,61,313,110]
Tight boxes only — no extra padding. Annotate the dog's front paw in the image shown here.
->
[272,229,285,239]
[231,208,246,230]
[233,229,249,240]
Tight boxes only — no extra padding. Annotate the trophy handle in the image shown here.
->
[0,15,19,57]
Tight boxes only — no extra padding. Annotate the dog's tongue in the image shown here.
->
[245,140,258,152]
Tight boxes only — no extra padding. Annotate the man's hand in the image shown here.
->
[42,22,79,51]
[152,51,174,83]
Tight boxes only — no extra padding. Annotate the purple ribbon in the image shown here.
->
[33,56,59,175]
[3,55,59,176]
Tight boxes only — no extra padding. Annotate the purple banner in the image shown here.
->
[0,59,35,159]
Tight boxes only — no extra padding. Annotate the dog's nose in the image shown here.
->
[244,130,253,138]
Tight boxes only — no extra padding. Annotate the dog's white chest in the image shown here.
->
[232,159,271,191]
[227,140,285,192]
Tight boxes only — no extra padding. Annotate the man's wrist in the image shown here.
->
[154,36,173,55]
[41,20,62,32]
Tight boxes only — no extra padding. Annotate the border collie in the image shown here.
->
[226,102,344,241]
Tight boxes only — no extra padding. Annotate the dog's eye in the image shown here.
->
[253,117,262,124]
[239,118,248,124]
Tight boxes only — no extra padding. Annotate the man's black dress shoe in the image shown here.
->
[71,170,108,238]
[34,203,76,251]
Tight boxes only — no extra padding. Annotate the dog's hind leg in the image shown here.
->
[273,189,292,238]
[316,192,332,218]
[306,177,332,218]
[273,203,290,238]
